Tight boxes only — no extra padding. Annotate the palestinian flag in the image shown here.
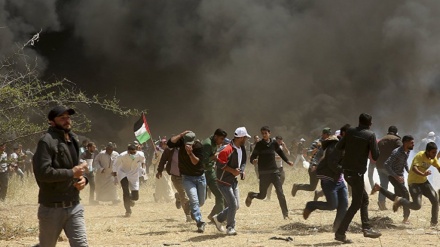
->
[134,113,151,144]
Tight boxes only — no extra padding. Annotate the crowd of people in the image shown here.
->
[2,106,440,246]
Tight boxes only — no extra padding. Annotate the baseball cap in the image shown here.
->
[183,131,196,145]
[322,127,332,135]
[234,127,251,138]
[335,130,341,136]
[388,126,398,134]
[429,132,435,137]
[106,142,116,148]
[48,106,75,121]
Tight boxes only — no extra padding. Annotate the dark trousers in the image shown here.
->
[296,166,319,191]
[88,172,95,202]
[205,168,225,217]
[377,168,389,202]
[336,171,371,235]
[306,179,348,231]
[399,181,438,224]
[378,176,410,218]
[0,172,8,201]
[250,172,288,217]
[267,167,285,199]
[120,177,139,214]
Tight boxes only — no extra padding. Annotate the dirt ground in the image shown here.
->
[2,166,440,247]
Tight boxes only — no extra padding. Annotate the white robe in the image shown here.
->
[114,152,145,191]
[93,151,119,202]
[153,150,174,202]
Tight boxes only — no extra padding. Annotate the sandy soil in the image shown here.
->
[2,166,440,247]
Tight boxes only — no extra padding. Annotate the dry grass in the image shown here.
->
[1,166,440,246]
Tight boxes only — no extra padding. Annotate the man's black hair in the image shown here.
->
[213,128,227,138]
[260,126,271,132]
[426,142,437,152]
[275,136,283,140]
[402,135,414,143]
[359,113,372,126]
[340,124,351,133]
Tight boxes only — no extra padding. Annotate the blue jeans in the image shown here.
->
[217,181,240,228]
[377,168,389,202]
[182,174,207,223]
[306,179,348,231]
[37,203,88,247]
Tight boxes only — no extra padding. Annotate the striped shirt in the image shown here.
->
[384,146,409,177]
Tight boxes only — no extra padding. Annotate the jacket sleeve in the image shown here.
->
[33,140,74,183]
[249,143,259,163]
[240,147,247,172]
[157,149,170,173]
[370,133,380,161]
[202,141,214,166]
[275,142,290,163]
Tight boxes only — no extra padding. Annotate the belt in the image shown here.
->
[42,201,79,208]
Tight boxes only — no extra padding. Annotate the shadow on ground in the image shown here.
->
[280,216,403,236]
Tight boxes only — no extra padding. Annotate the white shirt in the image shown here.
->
[0,152,7,173]
[94,151,119,172]
[114,152,145,190]
[232,142,242,167]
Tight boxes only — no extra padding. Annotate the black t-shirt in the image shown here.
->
[250,139,290,174]
[167,138,204,176]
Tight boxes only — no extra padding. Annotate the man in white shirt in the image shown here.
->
[10,147,25,181]
[113,143,146,217]
[94,142,120,204]
[0,142,8,201]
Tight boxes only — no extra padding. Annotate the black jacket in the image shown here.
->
[216,143,247,186]
[167,138,204,176]
[33,127,85,204]
[336,125,380,174]
[376,134,402,169]
[157,148,175,175]
[250,138,290,175]
[317,135,343,181]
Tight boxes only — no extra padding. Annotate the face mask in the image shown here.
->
[130,154,136,160]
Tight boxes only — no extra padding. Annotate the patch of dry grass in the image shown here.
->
[2,165,440,246]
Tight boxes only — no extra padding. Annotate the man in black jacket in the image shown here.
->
[303,130,348,232]
[245,126,293,219]
[334,113,381,243]
[33,106,89,247]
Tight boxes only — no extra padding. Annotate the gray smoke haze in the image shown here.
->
[2,0,440,145]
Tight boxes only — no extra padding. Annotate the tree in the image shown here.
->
[0,32,143,143]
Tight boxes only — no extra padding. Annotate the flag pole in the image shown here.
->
[142,112,157,154]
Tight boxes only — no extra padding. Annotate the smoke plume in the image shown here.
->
[2,0,440,145]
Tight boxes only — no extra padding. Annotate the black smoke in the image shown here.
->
[2,0,440,146]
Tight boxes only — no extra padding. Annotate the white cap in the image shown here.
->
[234,127,251,138]
[429,132,435,137]
[300,138,306,142]
[335,130,341,136]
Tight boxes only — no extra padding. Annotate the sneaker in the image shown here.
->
[363,228,381,238]
[393,196,402,212]
[303,208,312,220]
[186,215,192,222]
[334,233,353,244]
[402,218,410,224]
[370,183,381,195]
[291,184,298,197]
[284,215,291,220]
[197,222,206,233]
[212,215,225,232]
[124,212,131,218]
[245,192,254,207]
[175,193,181,209]
[430,222,438,228]
[226,227,237,235]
